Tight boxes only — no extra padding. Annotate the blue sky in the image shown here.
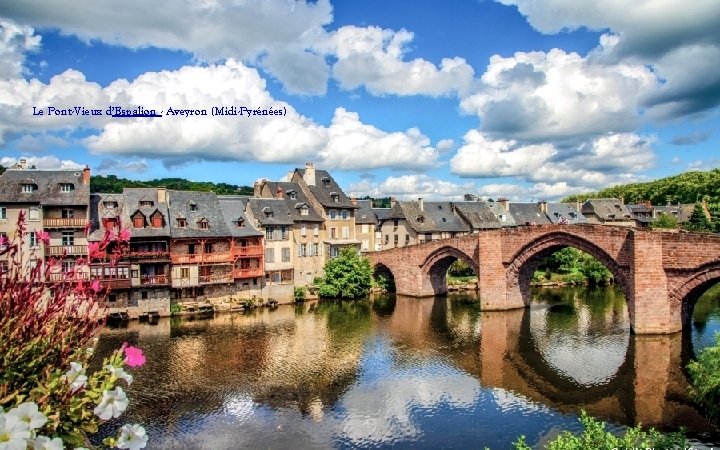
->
[0,0,718,200]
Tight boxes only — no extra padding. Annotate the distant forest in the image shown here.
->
[562,169,720,205]
[90,175,254,195]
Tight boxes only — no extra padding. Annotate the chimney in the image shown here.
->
[350,197,357,205]
[253,178,266,197]
[418,197,424,211]
[576,200,582,213]
[304,162,316,186]
[82,165,91,185]
[19,158,27,170]
[157,187,166,203]
[276,185,284,199]
[538,200,547,214]
[390,197,397,208]
[498,197,509,211]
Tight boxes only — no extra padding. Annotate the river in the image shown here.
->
[93,285,720,449]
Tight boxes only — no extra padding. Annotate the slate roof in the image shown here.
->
[654,204,695,223]
[245,198,295,227]
[167,190,232,239]
[0,168,89,206]
[263,181,324,222]
[88,193,125,241]
[386,201,470,233]
[373,208,391,223]
[120,188,171,239]
[354,199,378,225]
[296,168,357,209]
[582,198,633,221]
[486,202,516,227]
[453,201,501,229]
[546,203,587,225]
[509,203,552,225]
[216,196,263,238]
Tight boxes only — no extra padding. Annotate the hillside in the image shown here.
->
[562,169,720,205]
[90,175,254,195]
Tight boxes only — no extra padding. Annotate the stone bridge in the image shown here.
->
[369,224,720,334]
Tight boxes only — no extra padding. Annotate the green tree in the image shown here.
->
[684,203,714,232]
[688,333,720,419]
[650,212,678,229]
[578,254,612,286]
[315,247,373,299]
[447,259,475,277]
[514,411,686,450]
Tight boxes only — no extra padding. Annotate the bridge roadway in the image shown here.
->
[369,224,720,334]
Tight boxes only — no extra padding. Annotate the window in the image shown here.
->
[332,194,339,203]
[313,224,319,236]
[189,203,197,211]
[281,226,289,240]
[341,210,349,220]
[141,291,148,300]
[181,268,190,279]
[139,200,153,207]
[27,232,38,248]
[281,247,290,262]
[405,234,410,245]
[62,261,74,273]
[177,218,186,227]
[393,219,398,231]
[0,207,6,220]
[299,243,307,257]
[133,214,145,228]
[394,234,398,247]
[330,227,337,239]
[265,248,275,263]
[21,184,36,193]
[108,294,117,303]
[188,244,196,254]
[61,231,74,246]
[204,243,213,254]
[312,243,319,256]
[322,177,331,187]
[362,239,369,251]
[60,183,73,192]
[152,214,163,228]
[330,246,339,258]
[266,226,274,240]
[103,201,118,209]
[0,232,7,250]
[361,224,369,233]
[61,208,74,219]
[341,226,349,238]
[300,206,309,216]
[28,207,39,221]
[198,219,209,229]
[131,269,139,278]
[329,210,337,220]
[384,235,389,244]
[499,214,506,222]
[236,218,244,227]
[300,223,307,236]
[288,191,297,200]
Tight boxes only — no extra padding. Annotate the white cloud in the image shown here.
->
[436,138,454,153]
[324,26,475,97]
[0,155,83,170]
[0,18,40,78]
[96,158,149,173]
[349,174,475,200]
[460,49,656,142]
[14,133,70,152]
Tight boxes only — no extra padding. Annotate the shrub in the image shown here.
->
[688,333,720,419]
[294,286,307,302]
[315,247,373,299]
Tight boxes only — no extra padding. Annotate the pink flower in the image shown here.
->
[90,280,102,293]
[119,229,131,242]
[88,242,100,258]
[123,345,146,367]
[35,230,50,245]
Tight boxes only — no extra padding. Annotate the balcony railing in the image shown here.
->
[46,245,87,256]
[199,274,233,284]
[140,275,168,286]
[46,271,90,282]
[232,267,263,279]
[172,252,233,264]
[93,277,132,290]
[231,245,264,257]
[43,218,88,228]
[128,250,170,261]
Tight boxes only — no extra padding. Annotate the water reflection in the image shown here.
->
[94,287,720,449]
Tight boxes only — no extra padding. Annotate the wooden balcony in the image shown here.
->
[231,245,264,257]
[46,271,90,282]
[43,218,88,228]
[232,267,263,279]
[94,277,132,290]
[128,250,170,261]
[199,274,233,284]
[172,252,233,265]
[46,245,87,256]
[140,275,169,286]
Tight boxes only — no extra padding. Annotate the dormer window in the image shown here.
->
[177,218,187,228]
[104,201,118,209]
[321,177,331,187]
[417,215,425,223]
[236,218,245,227]
[198,219,209,229]
[132,212,145,228]
[103,217,117,230]
[288,190,297,200]
[151,212,164,228]
[262,207,274,219]
[60,183,74,192]
[189,203,197,212]
[139,200,153,207]
[300,206,309,216]
[21,183,37,193]
[331,192,339,202]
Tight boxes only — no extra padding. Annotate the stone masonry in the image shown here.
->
[369,224,720,334]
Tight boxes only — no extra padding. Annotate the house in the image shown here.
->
[653,204,695,224]
[290,163,360,258]
[381,199,470,248]
[508,202,552,226]
[253,180,325,286]
[627,202,654,228]
[0,161,91,281]
[354,199,380,252]
[453,201,502,231]
[581,198,635,227]
[486,199,516,227]
[545,202,587,225]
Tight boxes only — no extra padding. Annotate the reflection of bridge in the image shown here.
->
[370,224,720,333]
[384,297,715,436]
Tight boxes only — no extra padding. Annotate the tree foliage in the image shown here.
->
[650,212,679,229]
[447,259,475,277]
[562,168,720,205]
[315,248,373,299]
[514,410,686,450]
[90,174,253,195]
[538,248,613,286]
[684,203,714,232]
[688,333,720,419]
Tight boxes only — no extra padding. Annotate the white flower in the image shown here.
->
[116,424,148,450]
[6,402,47,430]
[32,435,64,450]
[63,362,87,393]
[85,347,94,357]
[103,365,133,385]
[0,413,31,450]
[93,387,128,420]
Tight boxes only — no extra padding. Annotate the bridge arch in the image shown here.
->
[506,231,631,307]
[669,262,720,325]
[420,245,479,296]
[373,262,396,293]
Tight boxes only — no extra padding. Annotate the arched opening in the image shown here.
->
[675,265,720,353]
[373,263,396,293]
[420,246,478,296]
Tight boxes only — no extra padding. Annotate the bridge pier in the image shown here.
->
[477,233,526,310]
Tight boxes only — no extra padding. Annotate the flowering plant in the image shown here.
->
[0,213,147,448]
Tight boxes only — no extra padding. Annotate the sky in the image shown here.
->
[0,0,718,201]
